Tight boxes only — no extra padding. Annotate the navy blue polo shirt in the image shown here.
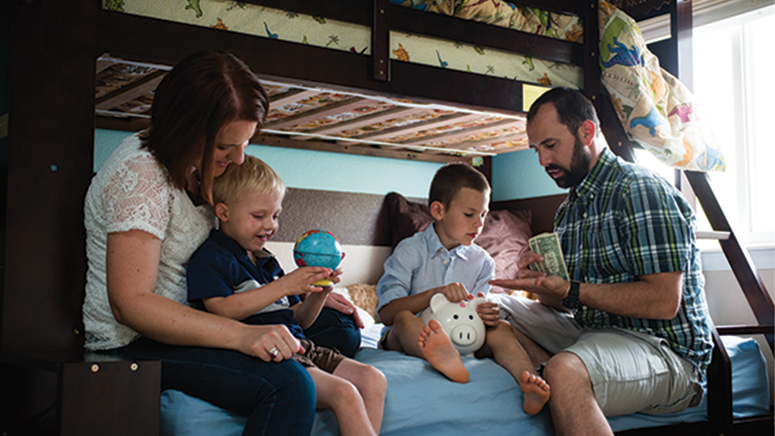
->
[187,229,304,338]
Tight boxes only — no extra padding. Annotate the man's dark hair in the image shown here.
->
[527,87,600,136]
[429,163,490,208]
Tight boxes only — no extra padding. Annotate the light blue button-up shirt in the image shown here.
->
[377,224,495,314]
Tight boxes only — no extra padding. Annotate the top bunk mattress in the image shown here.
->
[99,0,726,171]
[104,0,584,90]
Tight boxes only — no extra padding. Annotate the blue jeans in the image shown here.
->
[108,337,316,436]
[304,307,361,357]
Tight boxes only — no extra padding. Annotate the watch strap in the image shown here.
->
[562,281,581,310]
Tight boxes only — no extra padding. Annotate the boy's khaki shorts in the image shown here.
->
[293,338,346,374]
[496,295,704,417]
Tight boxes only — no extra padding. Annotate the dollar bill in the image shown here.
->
[528,232,570,281]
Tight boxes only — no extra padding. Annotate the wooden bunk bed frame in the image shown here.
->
[1,0,772,435]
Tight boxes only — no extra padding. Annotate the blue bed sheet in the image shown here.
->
[160,330,769,436]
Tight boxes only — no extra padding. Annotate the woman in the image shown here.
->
[83,51,322,435]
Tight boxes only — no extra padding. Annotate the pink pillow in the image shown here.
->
[477,209,532,294]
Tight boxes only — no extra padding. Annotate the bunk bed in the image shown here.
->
[1,0,772,435]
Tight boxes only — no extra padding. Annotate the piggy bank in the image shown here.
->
[419,293,487,357]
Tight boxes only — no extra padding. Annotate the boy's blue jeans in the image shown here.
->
[107,336,316,436]
[304,307,361,357]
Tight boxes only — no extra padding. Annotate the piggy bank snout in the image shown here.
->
[450,324,478,346]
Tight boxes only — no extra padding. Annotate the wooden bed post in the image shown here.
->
[586,0,640,164]
[2,0,97,357]
[1,1,161,434]
[372,0,391,82]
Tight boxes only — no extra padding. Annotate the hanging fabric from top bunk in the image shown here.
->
[398,0,726,172]
[598,1,725,171]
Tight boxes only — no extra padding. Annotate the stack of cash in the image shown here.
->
[527,232,570,281]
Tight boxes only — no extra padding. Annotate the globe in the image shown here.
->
[293,229,343,286]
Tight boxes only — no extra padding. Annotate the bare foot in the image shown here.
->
[519,371,551,415]
[418,319,470,383]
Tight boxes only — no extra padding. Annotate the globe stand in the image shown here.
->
[312,279,335,287]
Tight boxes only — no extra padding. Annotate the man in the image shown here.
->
[490,88,713,436]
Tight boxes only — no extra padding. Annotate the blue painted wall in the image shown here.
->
[491,148,566,202]
[94,129,130,173]
[96,130,568,201]
[244,144,442,198]
[94,129,441,198]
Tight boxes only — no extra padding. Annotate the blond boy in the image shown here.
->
[187,155,386,436]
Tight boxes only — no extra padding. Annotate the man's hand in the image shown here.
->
[488,250,571,309]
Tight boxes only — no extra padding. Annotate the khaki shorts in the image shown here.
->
[293,339,345,374]
[496,295,704,417]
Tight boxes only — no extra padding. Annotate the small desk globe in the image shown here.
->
[293,229,343,286]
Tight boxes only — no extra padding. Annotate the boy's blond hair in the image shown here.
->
[212,154,286,206]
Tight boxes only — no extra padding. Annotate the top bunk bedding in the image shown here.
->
[98,0,724,170]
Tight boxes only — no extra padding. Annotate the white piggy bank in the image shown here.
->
[419,293,487,357]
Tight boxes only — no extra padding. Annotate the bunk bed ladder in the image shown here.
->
[685,171,775,348]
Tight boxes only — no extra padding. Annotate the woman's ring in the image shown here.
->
[268,347,280,359]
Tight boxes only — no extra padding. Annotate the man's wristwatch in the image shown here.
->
[562,281,581,310]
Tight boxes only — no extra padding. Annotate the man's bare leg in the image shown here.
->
[544,352,613,436]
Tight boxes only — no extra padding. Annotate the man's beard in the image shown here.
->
[546,135,591,189]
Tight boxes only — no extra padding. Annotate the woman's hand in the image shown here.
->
[323,291,365,328]
[240,323,303,362]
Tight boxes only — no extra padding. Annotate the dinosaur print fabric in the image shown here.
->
[105,0,723,171]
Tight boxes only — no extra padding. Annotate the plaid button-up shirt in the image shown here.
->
[555,148,713,374]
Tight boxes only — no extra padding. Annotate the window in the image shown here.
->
[636,4,774,252]
[692,5,774,248]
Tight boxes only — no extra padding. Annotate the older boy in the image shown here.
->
[377,163,550,415]
[187,155,386,436]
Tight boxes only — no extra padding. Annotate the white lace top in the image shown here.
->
[83,134,216,351]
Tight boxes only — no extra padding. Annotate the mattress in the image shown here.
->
[159,328,770,436]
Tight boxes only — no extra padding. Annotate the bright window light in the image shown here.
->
[692,6,775,248]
